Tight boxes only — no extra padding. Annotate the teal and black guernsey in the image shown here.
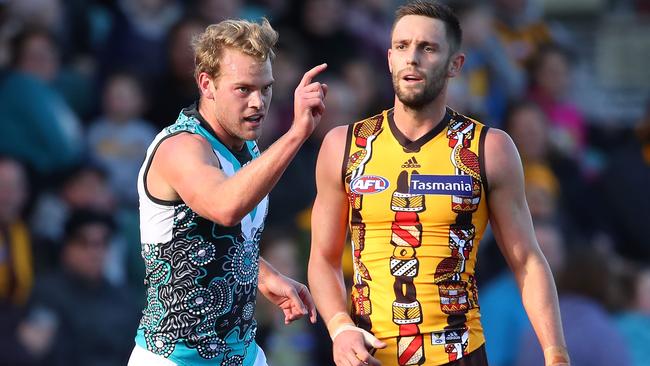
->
[134,103,268,365]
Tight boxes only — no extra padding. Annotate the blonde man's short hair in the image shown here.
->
[193,18,278,81]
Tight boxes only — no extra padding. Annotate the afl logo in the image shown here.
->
[350,175,390,194]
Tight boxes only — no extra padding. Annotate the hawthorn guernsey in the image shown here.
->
[325,107,493,365]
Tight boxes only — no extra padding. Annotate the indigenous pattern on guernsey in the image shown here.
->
[342,108,490,366]
[432,109,483,362]
[134,104,268,366]
[343,112,384,333]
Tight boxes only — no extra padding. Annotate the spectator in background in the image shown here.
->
[6,0,93,61]
[342,58,391,120]
[4,0,96,119]
[293,0,360,72]
[0,28,82,175]
[0,1,10,67]
[492,0,553,67]
[481,220,565,366]
[614,264,650,366]
[146,17,205,129]
[5,0,64,51]
[257,232,319,366]
[597,101,650,261]
[11,26,59,82]
[503,100,549,164]
[515,245,633,366]
[528,44,587,160]
[343,0,394,67]
[523,163,560,221]
[476,154,563,285]
[503,100,599,237]
[0,156,33,306]
[88,72,156,208]
[192,0,243,24]
[18,209,140,366]
[30,161,115,271]
[27,160,136,290]
[501,101,565,224]
[0,156,37,366]
[100,0,182,85]
[448,1,524,126]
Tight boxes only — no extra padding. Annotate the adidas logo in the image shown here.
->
[401,157,421,168]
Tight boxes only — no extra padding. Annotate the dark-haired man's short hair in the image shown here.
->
[393,0,463,54]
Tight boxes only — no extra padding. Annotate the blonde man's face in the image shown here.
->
[205,48,274,147]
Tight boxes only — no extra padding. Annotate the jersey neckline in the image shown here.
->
[386,108,451,152]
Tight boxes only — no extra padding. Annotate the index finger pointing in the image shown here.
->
[299,63,328,87]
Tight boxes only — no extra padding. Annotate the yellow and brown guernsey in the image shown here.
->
[342,108,490,365]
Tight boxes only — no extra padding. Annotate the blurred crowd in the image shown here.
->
[0,0,648,365]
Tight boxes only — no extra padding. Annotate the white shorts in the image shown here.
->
[127,344,268,366]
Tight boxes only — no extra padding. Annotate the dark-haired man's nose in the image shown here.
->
[405,47,419,66]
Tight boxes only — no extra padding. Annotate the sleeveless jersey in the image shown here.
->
[134,104,268,366]
[342,108,490,365]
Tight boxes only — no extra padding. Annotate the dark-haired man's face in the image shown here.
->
[388,15,460,110]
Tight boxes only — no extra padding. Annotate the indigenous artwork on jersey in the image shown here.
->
[391,170,426,365]
[343,109,488,365]
[431,113,482,362]
[346,114,384,331]
[139,204,261,362]
[136,110,267,365]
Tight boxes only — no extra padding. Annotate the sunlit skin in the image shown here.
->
[388,15,464,140]
[197,48,274,150]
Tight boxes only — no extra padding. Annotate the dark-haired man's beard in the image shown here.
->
[393,61,449,110]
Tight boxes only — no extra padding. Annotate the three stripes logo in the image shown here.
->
[401,157,421,168]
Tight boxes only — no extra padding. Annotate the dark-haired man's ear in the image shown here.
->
[447,53,465,78]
